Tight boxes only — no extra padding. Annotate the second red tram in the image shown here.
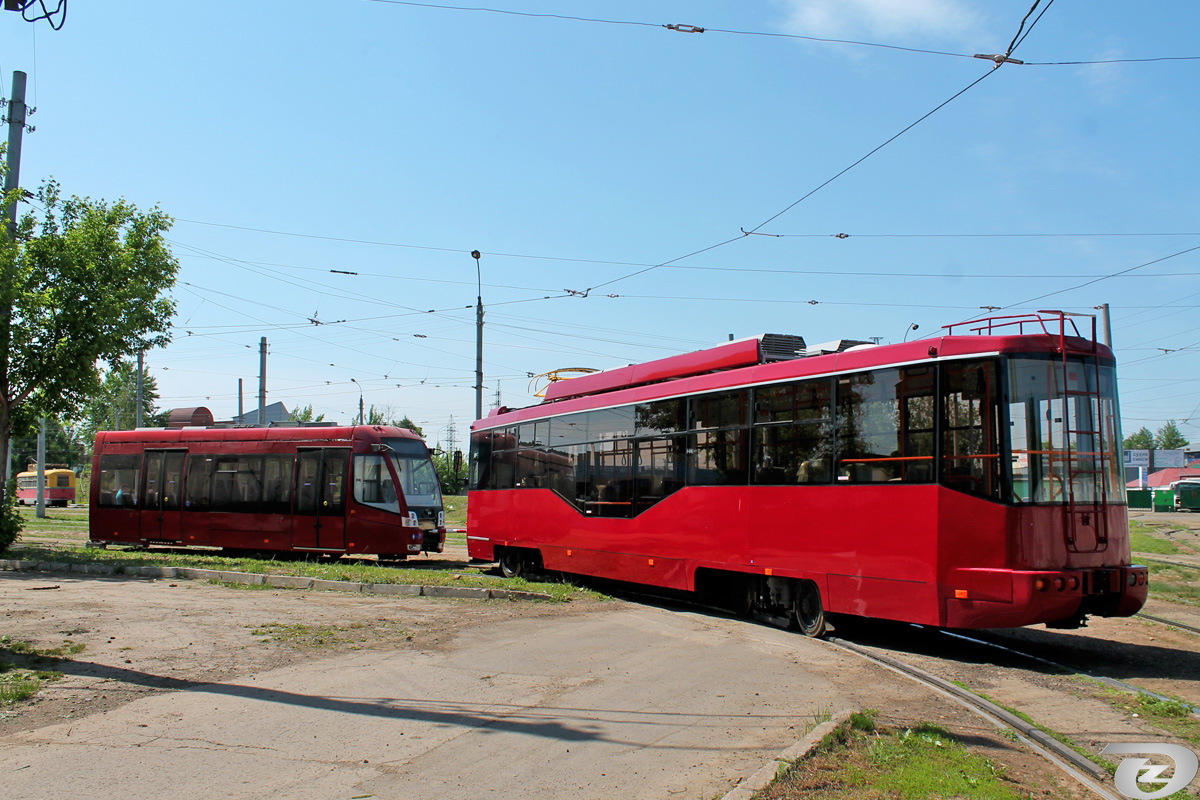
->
[467,313,1148,635]
[90,425,446,558]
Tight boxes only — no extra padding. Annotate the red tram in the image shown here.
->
[467,312,1147,635]
[90,425,446,558]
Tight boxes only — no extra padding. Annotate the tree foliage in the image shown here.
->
[7,416,88,479]
[0,179,179,520]
[1123,427,1155,451]
[78,359,167,443]
[288,404,325,423]
[0,478,19,554]
[1155,420,1190,450]
[432,450,466,495]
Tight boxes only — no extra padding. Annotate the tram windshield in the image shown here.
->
[1006,355,1123,505]
[382,438,443,508]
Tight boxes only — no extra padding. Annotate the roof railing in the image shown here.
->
[942,310,1097,353]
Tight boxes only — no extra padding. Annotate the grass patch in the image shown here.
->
[1146,562,1200,606]
[0,636,73,707]
[756,719,1031,800]
[5,542,602,603]
[442,495,467,529]
[1130,531,1182,555]
[250,620,412,649]
[1098,689,1200,748]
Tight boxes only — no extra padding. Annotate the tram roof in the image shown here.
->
[93,424,427,446]
[476,313,1114,430]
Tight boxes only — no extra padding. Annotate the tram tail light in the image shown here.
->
[1053,577,1065,591]
[954,589,968,599]
[1068,576,1079,590]
[1034,578,1048,592]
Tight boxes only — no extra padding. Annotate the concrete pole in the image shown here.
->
[4,71,27,235]
[238,378,243,421]
[35,416,45,518]
[135,350,144,428]
[258,337,267,426]
[471,251,484,422]
[1099,302,1112,348]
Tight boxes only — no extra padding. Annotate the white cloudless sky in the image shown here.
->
[2,1,1198,447]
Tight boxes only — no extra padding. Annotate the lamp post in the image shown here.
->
[351,378,364,425]
[903,323,919,342]
[471,250,484,422]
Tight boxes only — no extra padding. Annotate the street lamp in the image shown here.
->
[350,378,364,425]
[471,250,484,422]
[903,323,919,342]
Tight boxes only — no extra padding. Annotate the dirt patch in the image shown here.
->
[0,570,606,736]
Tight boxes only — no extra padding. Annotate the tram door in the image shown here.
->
[141,450,185,542]
[293,448,350,550]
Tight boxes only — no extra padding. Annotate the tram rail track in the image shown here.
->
[601,581,1197,800]
[824,635,1122,800]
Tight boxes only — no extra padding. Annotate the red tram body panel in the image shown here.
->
[90,425,446,558]
[468,314,1147,631]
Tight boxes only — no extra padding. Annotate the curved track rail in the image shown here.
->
[824,636,1122,800]
[1135,611,1200,637]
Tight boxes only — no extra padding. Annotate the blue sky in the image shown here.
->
[2,1,1198,449]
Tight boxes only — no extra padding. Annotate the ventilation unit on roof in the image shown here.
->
[759,334,807,361]
[802,339,874,357]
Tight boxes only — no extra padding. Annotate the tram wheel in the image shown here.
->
[498,549,525,580]
[793,580,826,638]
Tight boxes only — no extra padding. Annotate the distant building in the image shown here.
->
[232,402,290,426]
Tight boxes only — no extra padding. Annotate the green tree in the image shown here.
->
[8,416,88,478]
[432,449,466,495]
[1155,420,1190,450]
[1123,427,1155,450]
[0,178,179,545]
[78,360,167,444]
[396,415,424,438]
[288,404,325,423]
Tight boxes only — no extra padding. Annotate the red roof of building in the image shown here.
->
[1127,467,1200,488]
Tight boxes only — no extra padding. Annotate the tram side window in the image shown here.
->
[354,454,399,513]
[468,430,492,491]
[941,359,1002,500]
[185,455,213,510]
[97,454,141,508]
[753,379,834,485]
[211,456,264,512]
[837,366,935,483]
[636,399,686,436]
[634,435,687,512]
[584,439,634,517]
[323,451,349,513]
[262,455,294,513]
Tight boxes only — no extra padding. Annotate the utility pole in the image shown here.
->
[237,378,243,421]
[135,350,144,428]
[4,70,28,235]
[35,415,45,518]
[1096,303,1112,348]
[257,337,267,426]
[0,72,28,507]
[471,250,484,422]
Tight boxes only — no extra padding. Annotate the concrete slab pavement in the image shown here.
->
[1,605,854,800]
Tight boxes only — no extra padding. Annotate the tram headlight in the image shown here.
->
[1128,574,1137,587]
